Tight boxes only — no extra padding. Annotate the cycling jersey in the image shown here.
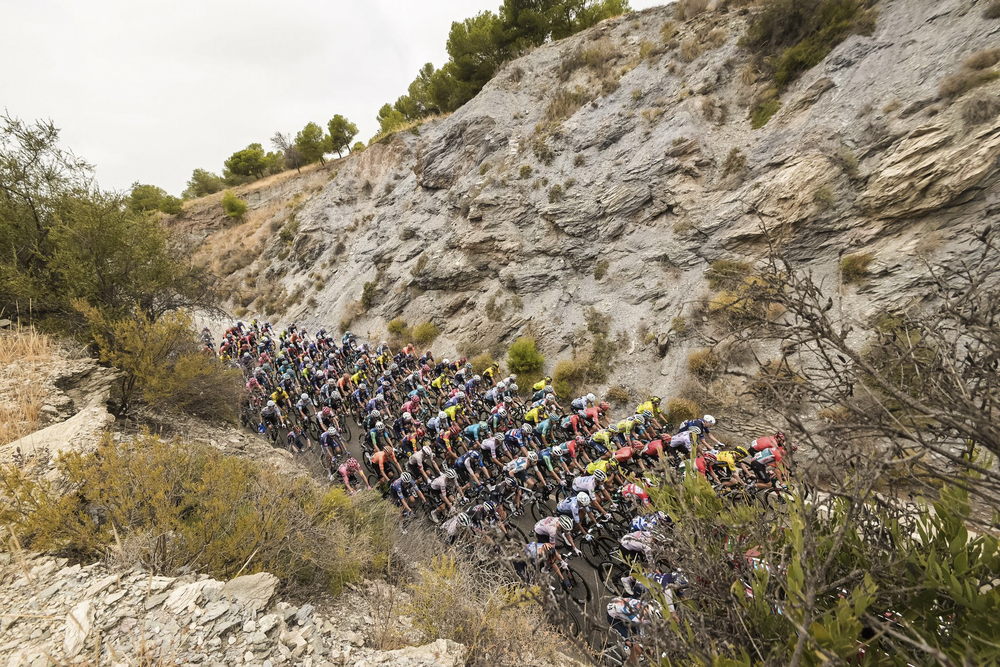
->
[533,516,563,540]
[556,497,584,523]
[670,431,696,449]
[505,457,530,475]
[463,423,487,441]
[586,459,613,475]
[621,483,649,505]
[631,513,664,532]
[523,407,546,424]
[572,475,599,494]
[620,531,653,560]
[443,405,463,421]
[455,450,482,473]
[751,435,780,452]
[754,448,782,465]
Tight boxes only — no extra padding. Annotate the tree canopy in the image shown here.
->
[294,122,329,165]
[327,115,359,157]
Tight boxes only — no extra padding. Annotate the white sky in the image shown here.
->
[1,0,663,195]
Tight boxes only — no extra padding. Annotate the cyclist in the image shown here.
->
[572,469,613,517]
[533,515,581,555]
[339,456,371,494]
[318,428,343,472]
[389,472,426,515]
[504,450,546,513]
[441,512,473,544]
[429,468,463,523]
[455,446,487,487]
[286,425,309,454]
[556,492,598,536]
[370,445,401,483]
[406,443,440,483]
[680,414,723,447]
[607,597,660,665]
[260,400,285,433]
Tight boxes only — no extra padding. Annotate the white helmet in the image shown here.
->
[586,393,596,403]
[558,515,574,531]
[510,383,519,392]
[443,358,450,365]
[422,445,434,457]
[456,391,465,399]
[403,412,412,421]
[704,414,716,425]
[522,423,533,433]
[438,411,447,421]
[301,392,309,400]
[576,492,591,507]
[497,407,508,418]
[527,451,539,463]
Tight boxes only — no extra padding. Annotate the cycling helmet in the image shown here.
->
[422,364,431,372]
[576,492,591,507]
[775,431,787,443]
[527,451,539,463]
[522,423,533,433]
[558,515,574,531]
[375,421,385,431]
[651,396,661,404]
[456,512,471,527]
[575,435,586,446]
[703,451,717,463]
[456,391,465,399]
[552,443,569,456]
[449,424,461,436]
[509,374,517,381]
[479,421,488,430]
[400,472,413,484]
[267,400,276,407]
[733,445,750,459]
[444,468,458,479]
[497,407,508,418]
[327,377,335,384]
[443,359,450,365]
[403,412,413,422]
[586,393,596,403]
[359,382,367,390]
[689,426,702,435]
[473,374,481,382]
[382,446,393,455]
[545,385,554,393]
[484,500,498,514]
[416,427,426,438]
[593,469,608,482]
[421,445,434,457]
[634,415,645,425]
[390,363,398,371]
[438,411,447,421]
[608,424,619,433]
[704,414,716,425]
[599,402,610,411]
[322,406,332,416]
[375,394,386,403]
[510,383,519,392]
[346,457,359,467]
[642,410,653,419]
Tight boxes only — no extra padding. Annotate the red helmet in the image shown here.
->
[450,424,461,436]
[575,435,586,445]
[775,431,786,444]
[422,364,430,372]
[322,406,332,416]
[412,395,421,402]
[416,427,426,438]
[599,402,610,412]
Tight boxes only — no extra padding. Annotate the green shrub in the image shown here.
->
[841,252,874,284]
[361,280,378,311]
[0,431,397,592]
[387,318,408,335]
[412,321,440,345]
[553,358,589,398]
[706,259,752,291]
[158,195,183,215]
[687,348,722,378]
[519,164,533,179]
[751,97,781,128]
[470,353,496,375]
[507,336,545,376]
[605,384,631,405]
[671,315,688,335]
[221,190,247,219]
[532,137,554,165]
[594,259,610,280]
[721,148,747,177]
[665,397,698,425]
[279,216,300,244]
[547,183,564,203]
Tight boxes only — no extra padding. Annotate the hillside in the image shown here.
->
[169,0,1000,402]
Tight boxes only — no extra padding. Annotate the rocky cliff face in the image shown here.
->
[171,0,1000,396]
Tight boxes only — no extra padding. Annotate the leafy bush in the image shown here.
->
[706,259,752,290]
[594,259,610,280]
[471,352,496,375]
[412,321,440,346]
[671,315,688,335]
[547,183,564,203]
[221,190,247,219]
[665,397,698,426]
[841,251,874,284]
[387,318,408,335]
[553,358,589,398]
[406,555,547,664]
[751,96,781,128]
[961,92,1000,126]
[182,168,224,199]
[519,164,533,179]
[361,280,378,311]
[279,216,300,244]
[159,195,183,215]
[605,384,631,405]
[687,348,722,378]
[545,87,594,124]
[0,431,397,593]
[76,303,244,420]
[742,0,878,89]
[721,148,747,177]
[507,337,545,377]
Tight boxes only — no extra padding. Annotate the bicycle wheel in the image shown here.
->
[529,498,547,523]
[341,417,353,442]
[503,523,527,543]
[598,561,627,596]
[563,565,591,605]
[581,536,615,570]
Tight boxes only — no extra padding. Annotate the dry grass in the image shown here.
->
[0,326,54,446]
[961,92,1000,126]
[680,37,703,62]
[674,0,709,21]
[939,49,1000,100]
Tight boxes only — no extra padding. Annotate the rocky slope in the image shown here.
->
[171,0,1000,400]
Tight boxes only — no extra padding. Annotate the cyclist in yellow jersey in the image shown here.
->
[483,363,500,384]
[532,376,553,392]
[270,388,290,410]
[523,405,547,424]
[636,398,666,429]
[443,403,466,426]
[350,369,367,386]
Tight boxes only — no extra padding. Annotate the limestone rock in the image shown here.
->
[222,572,279,613]
[63,599,93,658]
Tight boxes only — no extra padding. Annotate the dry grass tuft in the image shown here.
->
[0,326,54,365]
[0,326,54,446]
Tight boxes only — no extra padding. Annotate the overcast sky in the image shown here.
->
[1,0,665,196]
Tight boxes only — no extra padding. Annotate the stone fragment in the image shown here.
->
[222,572,279,613]
[63,600,94,658]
